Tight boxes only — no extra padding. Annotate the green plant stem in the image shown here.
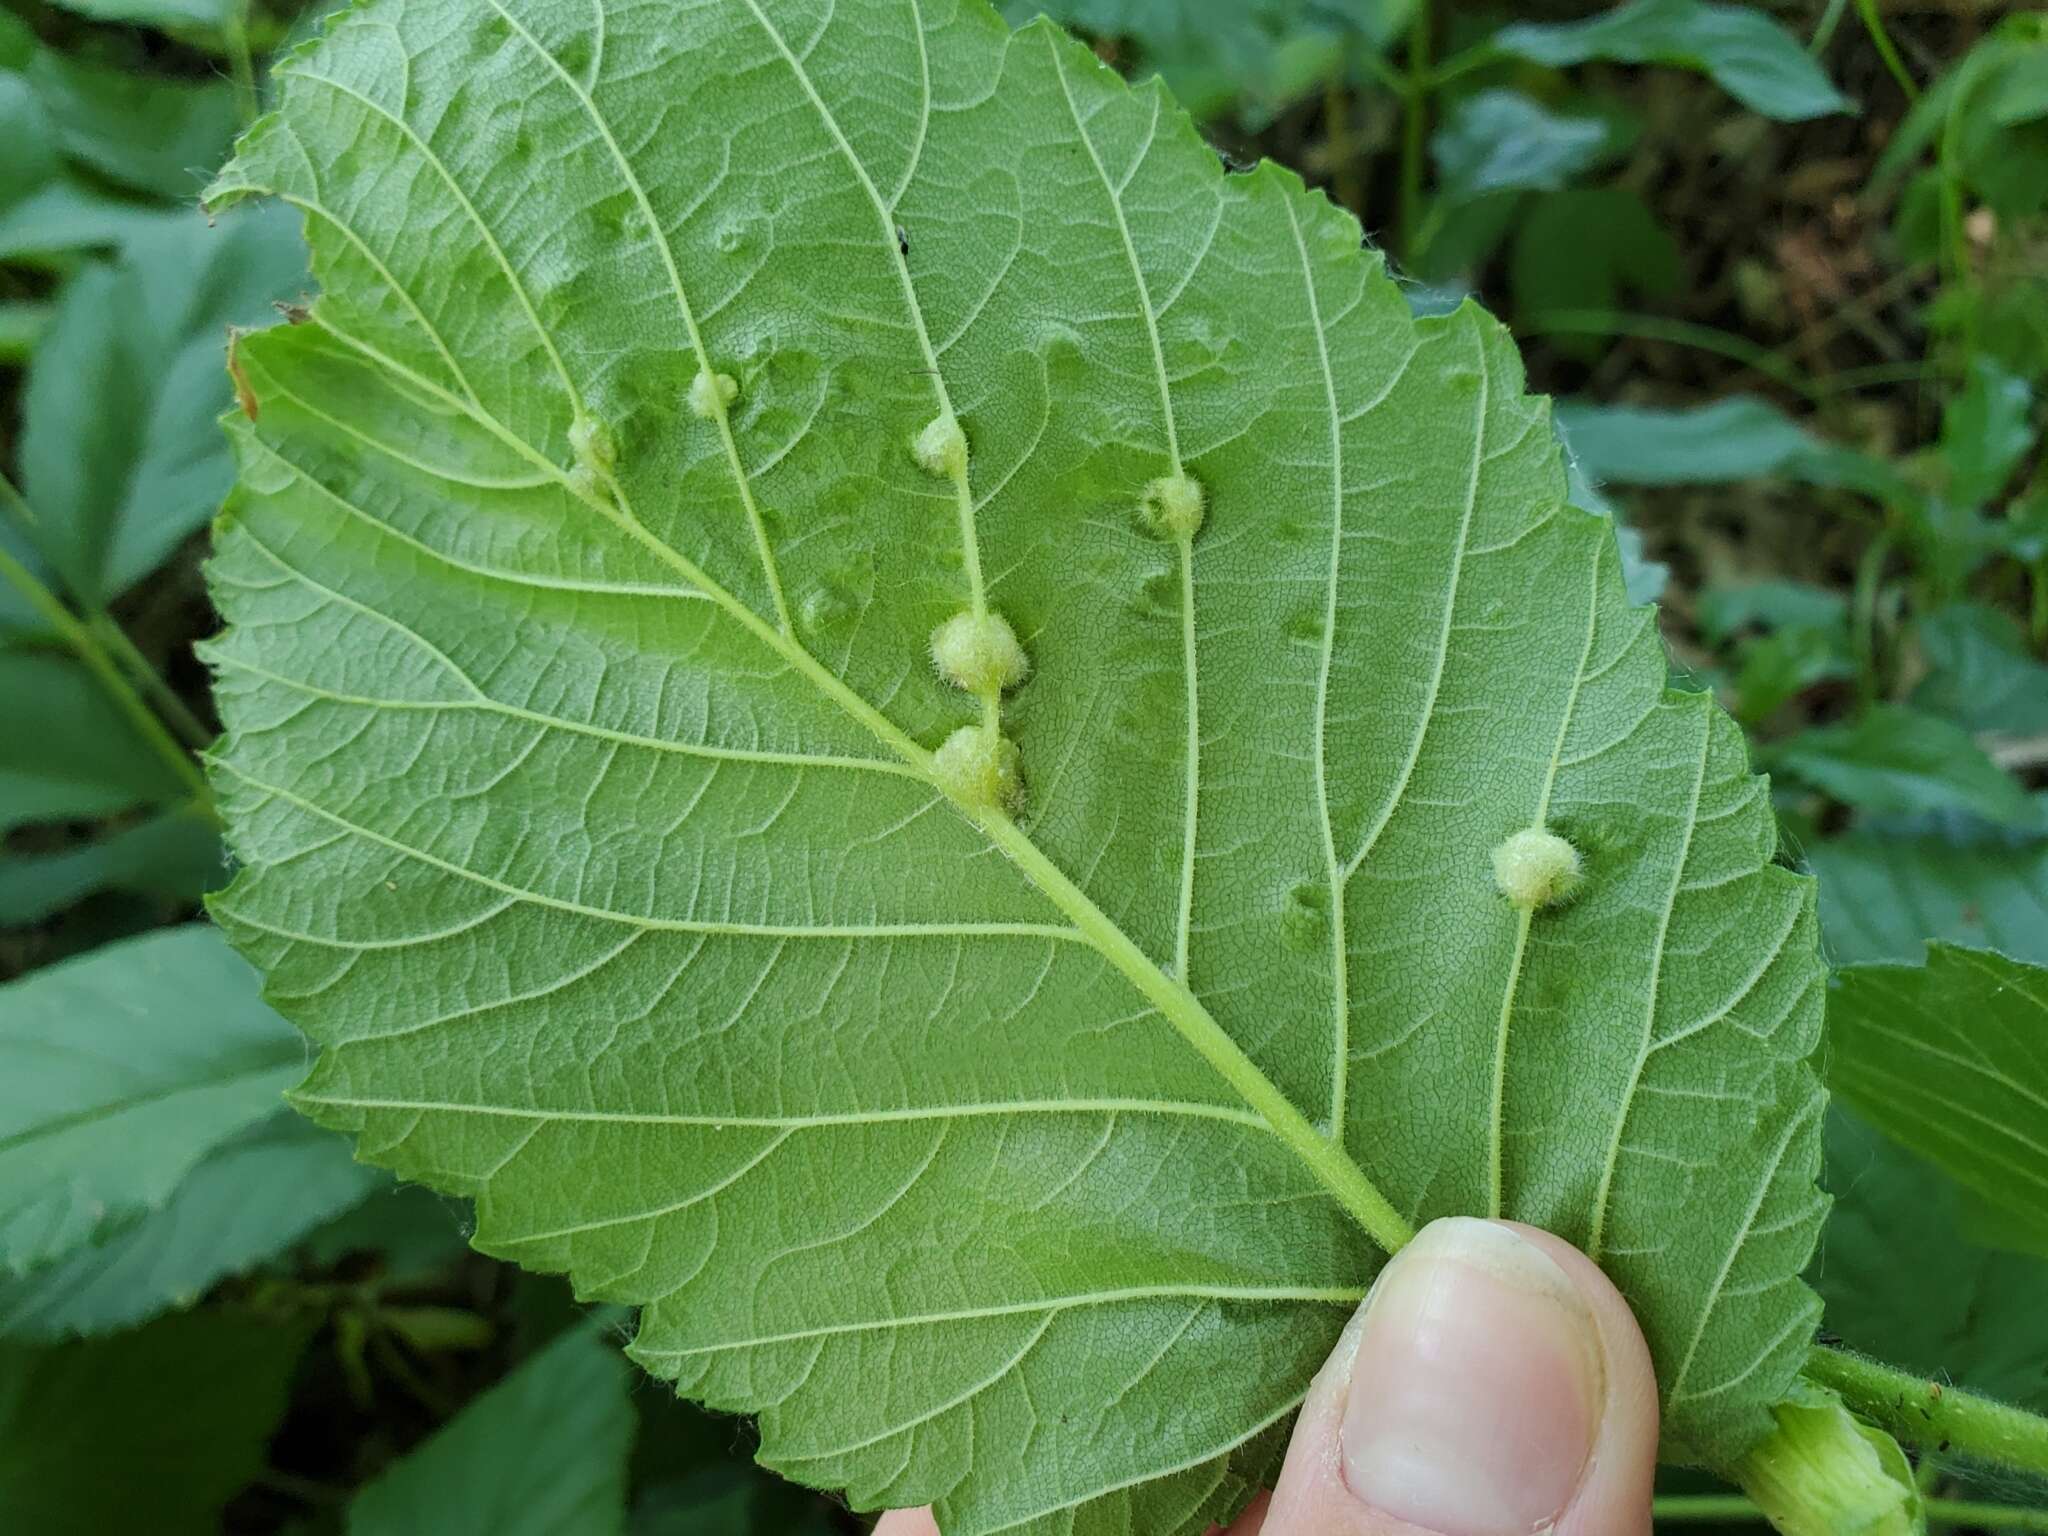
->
[1518,310,1824,402]
[0,543,212,809]
[1806,1347,2048,1480]
[1398,0,1430,262]
[2030,559,2047,651]
[1851,527,1895,704]
[1654,1493,2048,1529]
[86,608,214,751]
[1854,0,1919,101]
[225,0,261,124]
[1809,0,1849,52]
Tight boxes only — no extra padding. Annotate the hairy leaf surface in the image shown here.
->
[204,2,1828,1529]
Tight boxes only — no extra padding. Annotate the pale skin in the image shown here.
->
[876,1218,1660,1536]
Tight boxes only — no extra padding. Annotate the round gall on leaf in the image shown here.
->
[932,725,1023,812]
[1140,472,1204,539]
[688,369,738,419]
[930,610,1030,695]
[1491,827,1583,911]
[912,413,968,479]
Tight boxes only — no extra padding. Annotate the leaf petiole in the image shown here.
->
[1805,1345,2048,1481]
[1655,1493,2048,1530]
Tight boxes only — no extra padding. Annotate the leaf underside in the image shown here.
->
[203,2,1829,1530]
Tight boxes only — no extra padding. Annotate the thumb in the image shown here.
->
[1238,1216,1659,1536]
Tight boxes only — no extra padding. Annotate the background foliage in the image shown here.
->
[1,0,2044,1531]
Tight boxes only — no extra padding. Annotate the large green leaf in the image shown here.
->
[1827,943,2048,1242]
[1495,0,1853,122]
[0,1113,379,1342]
[0,1307,307,1535]
[348,1324,635,1536]
[0,926,303,1274]
[203,2,1829,1528]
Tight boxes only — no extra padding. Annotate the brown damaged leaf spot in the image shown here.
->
[226,327,259,420]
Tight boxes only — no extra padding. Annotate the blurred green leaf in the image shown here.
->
[1551,396,1901,498]
[1808,823,2048,967]
[0,1306,309,1535]
[0,804,221,925]
[1828,943,2048,1244]
[0,650,194,832]
[17,204,306,604]
[0,300,50,361]
[0,925,303,1274]
[1940,358,2036,508]
[999,0,1367,124]
[1697,581,1847,646]
[302,1181,471,1283]
[1914,602,2048,736]
[1817,1109,2048,1413]
[1730,628,1854,726]
[43,0,239,28]
[1432,90,1610,199]
[1495,0,1853,121]
[23,45,238,200]
[349,1324,635,1536]
[1768,704,2038,827]
[0,1114,378,1342]
[1511,187,1678,353]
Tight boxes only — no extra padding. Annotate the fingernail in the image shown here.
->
[1340,1218,1606,1536]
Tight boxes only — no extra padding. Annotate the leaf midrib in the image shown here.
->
[239,12,1416,1257]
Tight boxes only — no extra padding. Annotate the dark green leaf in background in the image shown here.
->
[1939,358,2036,508]
[1913,603,2048,737]
[0,650,195,830]
[1511,187,1678,351]
[17,204,307,606]
[0,805,222,925]
[1552,396,1898,497]
[0,926,303,1274]
[42,0,241,30]
[24,42,238,200]
[1828,943,2048,1244]
[1817,1110,2048,1415]
[1495,0,1854,122]
[999,0,1383,125]
[1769,705,2038,828]
[1432,91,1612,200]
[0,1113,379,1341]
[1808,824,2048,969]
[0,1307,309,1536]
[348,1324,635,1536]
